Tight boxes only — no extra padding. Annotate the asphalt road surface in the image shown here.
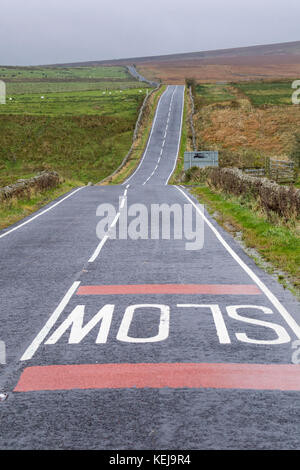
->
[1,85,300,450]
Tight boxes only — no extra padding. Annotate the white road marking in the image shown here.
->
[0,187,85,239]
[20,281,81,361]
[178,304,231,344]
[88,235,109,263]
[89,186,128,262]
[110,212,120,228]
[175,185,300,339]
[117,304,170,343]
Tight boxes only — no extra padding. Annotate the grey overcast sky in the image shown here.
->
[1,0,300,66]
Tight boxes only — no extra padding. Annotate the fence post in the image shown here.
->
[265,156,270,178]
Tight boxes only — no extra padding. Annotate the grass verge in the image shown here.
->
[190,185,300,296]
[0,179,81,231]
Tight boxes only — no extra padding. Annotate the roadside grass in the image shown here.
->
[0,180,81,231]
[190,185,300,293]
[108,86,166,185]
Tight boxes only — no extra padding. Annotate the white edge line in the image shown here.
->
[20,281,81,361]
[175,185,300,339]
[0,187,85,239]
[165,85,185,185]
[122,87,169,185]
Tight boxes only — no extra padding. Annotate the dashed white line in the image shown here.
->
[110,212,120,228]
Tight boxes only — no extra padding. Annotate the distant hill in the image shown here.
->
[49,40,300,83]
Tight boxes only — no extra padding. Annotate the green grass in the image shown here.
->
[0,88,147,116]
[0,87,148,186]
[235,80,295,106]
[0,64,154,229]
[195,83,236,104]
[6,80,147,95]
[190,185,300,291]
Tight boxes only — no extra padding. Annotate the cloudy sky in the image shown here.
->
[1,0,299,65]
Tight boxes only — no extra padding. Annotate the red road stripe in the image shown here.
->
[14,363,300,392]
[77,284,261,296]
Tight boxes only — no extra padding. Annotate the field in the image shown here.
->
[192,80,300,168]
[1,65,147,95]
[0,65,149,186]
[0,65,130,80]
[235,81,296,107]
[195,83,236,105]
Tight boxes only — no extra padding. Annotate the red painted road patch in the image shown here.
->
[77,284,261,296]
[14,363,300,392]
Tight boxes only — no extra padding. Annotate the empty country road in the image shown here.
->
[1,85,300,450]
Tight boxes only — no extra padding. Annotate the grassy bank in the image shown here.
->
[190,185,300,294]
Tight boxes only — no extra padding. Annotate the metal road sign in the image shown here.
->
[184,151,219,170]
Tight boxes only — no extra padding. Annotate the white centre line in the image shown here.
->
[88,235,109,263]
[110,212,120,228]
